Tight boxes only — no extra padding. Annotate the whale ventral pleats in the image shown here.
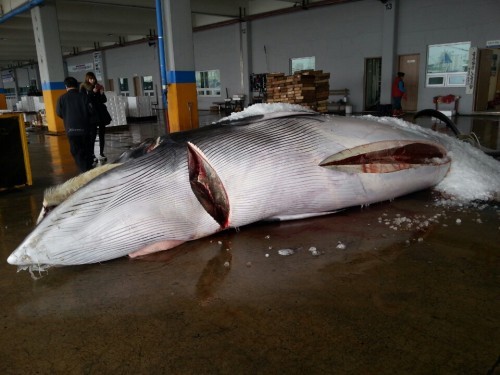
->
[187,142,230,229]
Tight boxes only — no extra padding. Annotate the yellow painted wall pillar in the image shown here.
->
[167,72,199,133]
[164,0,199,133]
[41,84,66,133]
[31,1,66,133]
[0,78,6,109]
[0,77,7,109]
[0,93,7,110]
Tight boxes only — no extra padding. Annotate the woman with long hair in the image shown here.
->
[80,71,108,164]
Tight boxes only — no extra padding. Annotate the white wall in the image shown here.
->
[248,1,382,112]
[193,25,242,109]
[398,0,500,113]
[193,1,383,111]
[1,65,39,95]
[192,0,500,113]
[65,43,162,99]
[3,0,500,114]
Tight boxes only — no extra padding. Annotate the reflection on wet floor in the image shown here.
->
[0,111,499,374]
[471,118,500,150]
[412,114,500,151]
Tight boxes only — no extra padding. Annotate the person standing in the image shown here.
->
[391,71,407,117]
[56,77,93,173]
[80,72,108,164]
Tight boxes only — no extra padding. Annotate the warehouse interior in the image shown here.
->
[1,0,500,374]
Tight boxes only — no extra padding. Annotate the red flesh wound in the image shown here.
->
[187,143,230,228]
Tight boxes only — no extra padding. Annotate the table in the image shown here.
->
[212,99,244,115]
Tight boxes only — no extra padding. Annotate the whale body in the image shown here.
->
[7,110,451,269]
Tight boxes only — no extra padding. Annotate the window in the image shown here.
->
[4,88,16,98]
[290,56,315,74]
[196,70,221,96]
[142,76,155,96]
[426,42,470,87]
[119,77,129,96]
[142,76,154,91]
[426,75,445,87]
[447,73,467,86]
[19,86,28,96]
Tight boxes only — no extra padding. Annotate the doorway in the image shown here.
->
[398,54,420,112]
[474,48,500,112]
[133,76,141,96]
[364,58,382,112]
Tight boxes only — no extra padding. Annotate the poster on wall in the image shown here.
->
[93,52,103,82]
[465,46,477,95]
[68,63,93,73]
[426,41,470,87]
[290,56,315,74]
[486,40,500,48]
[1,71,14,83]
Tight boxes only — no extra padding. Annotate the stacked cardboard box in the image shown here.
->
[19,96,35,112]
[18,96,45,112]
[105,92,127,126]
[6,98,17,111]
[265,70,330,112]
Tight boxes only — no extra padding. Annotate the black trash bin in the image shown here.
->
[0,114,32,189]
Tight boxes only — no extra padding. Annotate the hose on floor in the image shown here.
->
[413,109,500,158]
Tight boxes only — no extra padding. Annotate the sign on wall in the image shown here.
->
[486,40,500,48]
[426,41,470,87]
[1,71,14,83]
[465,46,477,95]
[290,56,315,74]
[93,52,103,82]
[68,63,94,73]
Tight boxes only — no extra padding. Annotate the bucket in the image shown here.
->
[345,105,352,115]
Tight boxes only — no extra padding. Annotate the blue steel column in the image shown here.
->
[155,0,169,132]
[163,0,199,132]
[31,0,66,133]
[0,0,43,22]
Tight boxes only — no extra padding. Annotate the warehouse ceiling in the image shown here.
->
[0,0,345,70]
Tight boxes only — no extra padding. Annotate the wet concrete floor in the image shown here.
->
[0,112,499,374]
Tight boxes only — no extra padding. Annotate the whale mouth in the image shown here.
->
[320,140,450,173]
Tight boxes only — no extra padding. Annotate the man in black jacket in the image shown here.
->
[56,76,93,172]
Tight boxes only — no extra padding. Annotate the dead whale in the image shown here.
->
[7,109,451,270]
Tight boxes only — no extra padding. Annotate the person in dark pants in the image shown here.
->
[56,76,93,173]
[391,71,407,117]
[80,72,108,164]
